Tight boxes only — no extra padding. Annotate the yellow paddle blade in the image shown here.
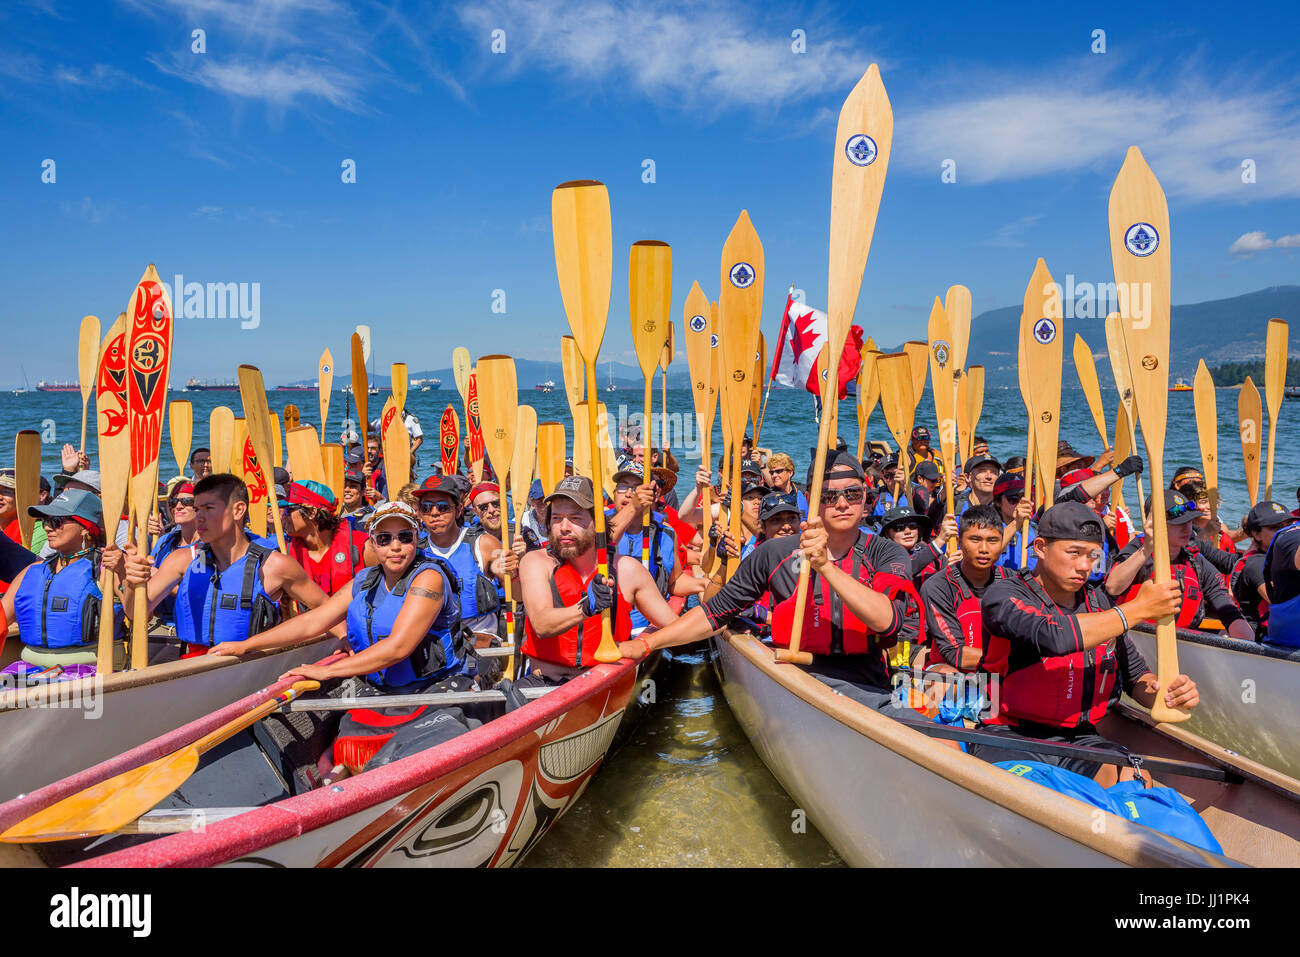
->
[536,421,565,496]
[270,412,283,469]
[318,348,334,433]
[965,365,985,462]
[1265,318,1288,499]
[237,365,283,549]
[380,395,411,493]
[230,416,247,474]
[168,400,193,477]
[1193,359,1218,514]
[78,314,101,452]
[553,180,613,364]
[858,348,882,427]
[876,352,915,476]
[718,210,765,454]
[14,431,40,549]
[903,341,928,413]
[321,443,345,505]
[512,405,538,528]
[927,297,956,512]
[682,281,715,447]
[350,333,368,442]
[208,406,234,478]
[560,335,585,417]
[1239,376,1262,506]
[1021,258,1063,502]
[452,347,472,405]
[1104,311,1136,424]
[629,240,673,378]
[476,355,519,491]
[391,362,408,414]
[1072,333,1109,449]
[285,425,325,485]
[945,285,971,373]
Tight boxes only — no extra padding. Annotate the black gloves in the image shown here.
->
[1114,455,1143,479]
[580,569,617,617]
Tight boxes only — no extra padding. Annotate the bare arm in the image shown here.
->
[211,584,353,656]
[265,551,330,610]
[518,550,585,638]
[615,554,679,630]
[1104,542,1152,596]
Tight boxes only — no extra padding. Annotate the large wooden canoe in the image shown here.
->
[0,653,642,868]
[0,634,342,800]
[1127,623,1300,780]
[712,629,1300,867]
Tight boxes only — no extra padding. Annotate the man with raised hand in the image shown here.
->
[973,501,1194,785]
[517,476,678,686]
[619,450,921,709]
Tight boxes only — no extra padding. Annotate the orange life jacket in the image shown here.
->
[522,561,633,667]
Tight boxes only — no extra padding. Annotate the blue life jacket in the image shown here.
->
[609,508,677,631]
[997,522,1037,571]
[13,551,121,649]
[150,526,191,626]
[344,558,468,688]
[423,525,499,621]
[174,539,280,647]
[1263,522,1300,646]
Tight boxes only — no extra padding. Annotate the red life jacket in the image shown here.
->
[289,525,367,596]
[982,581,1118,729]
[522,561,633,667]
[769,538,924,657]
[926,566,1004,671]
[1121,551,1202,629]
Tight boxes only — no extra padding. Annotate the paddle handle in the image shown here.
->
[97,564,116,675]
[130,519,150,670]
[193,680,321,756]
[1142,458,1191,724]
[1266,416,1278,502]
[585,363,619,663]
[80,395,88,453]
[1020,413,1034,570]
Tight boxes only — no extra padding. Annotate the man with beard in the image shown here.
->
[619,450,922,709]
[518,476,678,685]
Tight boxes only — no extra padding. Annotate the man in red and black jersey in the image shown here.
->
[1105,491,1253,641]
[922,505,1010,673]
[619,451,921,708]
[972,501,1195,785]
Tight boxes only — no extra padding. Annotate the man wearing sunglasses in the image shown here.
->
[619,450,921,709]
[411,474,516,647]
[1105,491,1254,641]
[469,482,505,539]
[116,474,331,655]
[973,502,1194,786]
[144,479,203,630]
[993,474,1037,571]
[518,476,679,685]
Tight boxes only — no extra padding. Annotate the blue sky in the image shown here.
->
[1,0,1297,388]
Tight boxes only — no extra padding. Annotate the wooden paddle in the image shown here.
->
[270,412,283,469]
[946,286,972,373]
[1108,145,1186,723]
[230,417,269,538]
[392,362,409,418]
[926,299,957,539]
[552,180,619,662]
[856,347,882,462]
[1016,284,1035,569]
[1113,402,1132,511]
[452,347,472,405]
[1239,376,1262,507]
[350,332,368,446]
[285,425,325,485]
[439,404,461,476]
[1105,311,1145,515]
[1264,318,1288,501]
[512,404,539,525]
[560,334,585,425]
[77,315,101,453]
[1,681,320,843]
[964,365,985,463]
[596,401,619,501]
[318,348,333,436]
[572,400,594,487]
[465,369,485,484]
[380,396,411,492]
[167,399,192,480]
[321,443,344,505]
[660,322,674,449]
[876,353,915,503]
[1193,360,1218,519]
[750,332,767,445]
[537,421,565,496]
[1072,334,1110,450]
[630,239,673,564]
[124,265,175,671]
[237,365,288,553]
[903,340,929,419]
[208,406,234,478]
[955,368,972,476]
[682,281,716,546]
[1022,259,1063,509]
[95,312,130,674]
[717,211,765,578]
[229,417,247,474]
[283,403,300,431]
[14,431,40,550]
[476,355,520,635]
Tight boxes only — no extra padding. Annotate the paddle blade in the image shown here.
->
[718,210,765,447]
[560,335,585,414]
[1073,334,1109,449]
[682,281,716,432]
[903,341,928,413]
[208,406,234,478]
[1193,360,1218,509]
[285,425,324,485]
[96,312,130,542]
[927,298,957,466]
[78,314,101,450]
[318,348,334,431]
[476,355,519,486]
[1022,259,1063,501]
[859,348,881,424]
[392,362,409,413]
[945,286,971,373]
[629,240,673,378]
[452,347,472,404]
[512,405,538,526]
[14,431,40,549]
[1104,312,1136,419]
[283,404,300,430]
[553,180,613,363]
[124,265,175,529]
[350,333,368,440]
[381,396,411,492]
[1266,319,1288,418]
[537,421,565,496]
[1239,376,1262,506]
[270,412,283,469]
[321,443,344,505]
[876,352,916,467]
[439,405,461,476]
[660,322,674,373]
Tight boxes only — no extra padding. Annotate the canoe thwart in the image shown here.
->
[289,685,555,712]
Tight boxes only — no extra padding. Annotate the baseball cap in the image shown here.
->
[546,475,595,512]
[740,459,763,478]
[740,478,769,499]
[612,460,644,485]
[344,468,365,485]
[910,426,931,442]
[0,469,14,492]
[964,454,1001,475]
[759,491,800,521]
[1144,490,1201,526]
[993,474,1025,498]
[912,461,941,482]
[806,449,865,491]
[369,500,421,531]
[281,480,336,511]
[52,469,102,494]
[414,474,462,499]
[1038,501,1105,543]
[880,505,931,537]
[345,447,364,465]
[470,482,500,501]
[1247,500,1293,530]
[29,487,103,529]
[528,479,544,501]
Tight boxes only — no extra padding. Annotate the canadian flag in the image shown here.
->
[771,290,864,399]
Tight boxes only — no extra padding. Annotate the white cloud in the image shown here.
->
[980,213,1044,248]
[158,55,366,112]
[54,63,150,90]
[454,0,873,112]
[1230,230,1300,257]
[902,59,1300,202]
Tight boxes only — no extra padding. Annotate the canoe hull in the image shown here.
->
[1128,626,1300,779]
[711,631,1240,867]
[0,637,341,799]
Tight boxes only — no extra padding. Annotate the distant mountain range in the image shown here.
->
[286,285,1300,394]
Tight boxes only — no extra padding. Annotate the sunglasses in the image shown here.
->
[1003,494,1023,504]
[41,516,68,530]
[819,486,868,506]
[372,529,416,547]
[1167,501,1199,518]
[420,499,456,514]
[474,500,501,512]
[280,503,306,514]
[893,521,921,532]
[172,497,195,508]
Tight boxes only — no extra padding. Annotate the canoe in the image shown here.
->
[1127,622,1300,779]
[0,634,343,800]
[711,629,1300,867]
[0,651,642,867]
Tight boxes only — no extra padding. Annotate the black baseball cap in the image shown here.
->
[414,474,462,499]
[759,491,800,521]
[912,461,940,482]
[741,478,770,499]
[806,449,865,491]
[880,505,931,537]
[1038,501,1105,543]
[740,459,763,478]
[964,453,1001,475]
[911,426,931,442]
[546,475,596,511]
[1247,500,1293,531]
[1003,455,1026,476]
[1143,489,1201,526]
